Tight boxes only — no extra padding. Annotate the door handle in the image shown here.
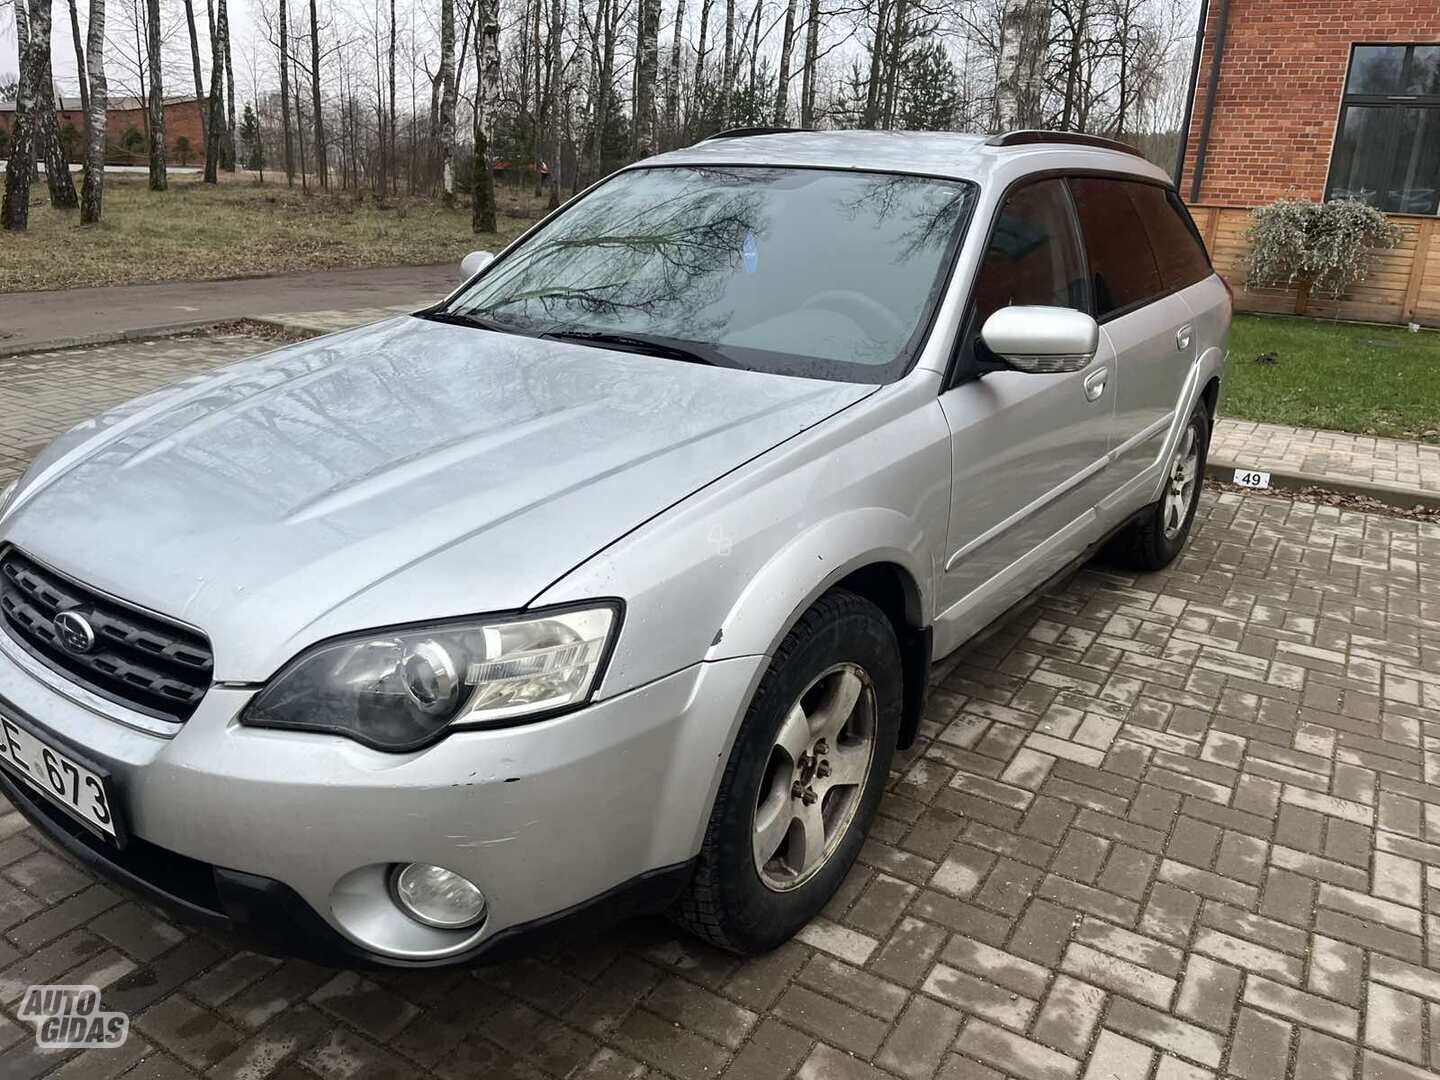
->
[1176,325,1193,352]
[1083,367,1108,402]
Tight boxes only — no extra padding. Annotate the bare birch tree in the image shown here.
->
[633,0,658,156]
[278,0,293,181]
[35,0,79,208]
[65,0,88,117]
[437,0,457,201]
[182,0,207,146]
[798,0,819,125]
[2,0,34,230]
[203,0,223,179]
[309,0,326,185]
[80,0,106,221]
[472,0,498,231]
[144,0,166,188]
[664,0,685,144]
[772,0,796,122]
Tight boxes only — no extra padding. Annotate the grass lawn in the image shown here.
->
[1221,313,1440,443]
[0,172,536,292]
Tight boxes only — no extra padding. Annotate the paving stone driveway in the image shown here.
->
[0,337,1439,1080]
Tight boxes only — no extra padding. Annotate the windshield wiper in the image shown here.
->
[416,309,525,335]
[540,328,730,368]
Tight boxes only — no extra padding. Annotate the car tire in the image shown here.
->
[670,588,902,955]
[1110,403,1210,571]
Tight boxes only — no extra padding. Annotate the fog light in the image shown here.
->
[389,863,487,929]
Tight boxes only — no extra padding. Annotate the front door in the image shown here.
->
[936,178,1115,626]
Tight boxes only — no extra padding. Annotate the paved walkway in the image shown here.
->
[1212,420,1440,499]
[0,336,1439,1079]
[0,264,457,355]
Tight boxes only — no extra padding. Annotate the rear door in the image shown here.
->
[936,178,1114,615]
[1068,178,1199,494]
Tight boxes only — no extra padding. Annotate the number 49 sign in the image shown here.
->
[1232,469,1271,490]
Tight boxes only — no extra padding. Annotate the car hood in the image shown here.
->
[2,317,873,680]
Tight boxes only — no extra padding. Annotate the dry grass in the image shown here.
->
[0,171,539,292]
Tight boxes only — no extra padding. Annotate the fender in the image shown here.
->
[705,507,931,666]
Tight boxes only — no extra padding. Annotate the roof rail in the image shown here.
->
[700,126,813,142]
[984,130,1145,158]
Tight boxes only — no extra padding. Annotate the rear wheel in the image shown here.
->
[1110,404,1209,571]
[671,589,901,954]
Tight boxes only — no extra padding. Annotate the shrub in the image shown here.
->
[1243,199,1402,314]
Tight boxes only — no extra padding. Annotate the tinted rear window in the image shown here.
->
[1068,177,1164,319]
[1129,185,1211,292]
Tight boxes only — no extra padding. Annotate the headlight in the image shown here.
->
[242,603,620,750]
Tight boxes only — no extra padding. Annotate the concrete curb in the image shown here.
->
[0,319,227,359]
[1207,457,1440,512]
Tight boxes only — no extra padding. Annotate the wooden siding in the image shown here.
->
[1188,206,1440,328]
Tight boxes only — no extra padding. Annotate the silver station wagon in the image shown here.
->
[0,129,1229,966]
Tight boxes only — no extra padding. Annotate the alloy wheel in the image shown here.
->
[752,663,877,892]
[1163,421,1200,541]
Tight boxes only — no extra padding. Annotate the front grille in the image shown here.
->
[0,546,213,722]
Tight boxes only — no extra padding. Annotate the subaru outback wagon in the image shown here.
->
[0,129,1228,966]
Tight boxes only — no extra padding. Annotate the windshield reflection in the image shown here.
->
[446,166,975,384]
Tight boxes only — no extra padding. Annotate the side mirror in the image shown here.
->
[460,250,495,281]
[980,306,1098,374]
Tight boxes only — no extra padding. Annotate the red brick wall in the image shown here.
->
[1179,2,1440,208]
[0,100,208,165]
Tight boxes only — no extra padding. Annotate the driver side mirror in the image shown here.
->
[460,250,495,282]
[980,306,1098,374]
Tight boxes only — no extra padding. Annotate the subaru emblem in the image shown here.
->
[53,610,96,655]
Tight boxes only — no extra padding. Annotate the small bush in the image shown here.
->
[1244,199,1402,311]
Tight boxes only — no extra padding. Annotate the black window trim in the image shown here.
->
[1324,43,1440,215]
[944,168,1215,391]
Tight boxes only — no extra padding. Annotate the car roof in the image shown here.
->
[641,130,1175,188]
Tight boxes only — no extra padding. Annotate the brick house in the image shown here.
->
[0,96,208,166]
[1177,4,1440,324]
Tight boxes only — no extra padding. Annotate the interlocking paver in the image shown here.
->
[4,334,1440,1079]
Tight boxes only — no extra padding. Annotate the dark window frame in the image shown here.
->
[1325,43,1440,216]
[945,169,1215,391]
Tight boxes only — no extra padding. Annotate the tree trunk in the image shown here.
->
[80,0,107,221]
[691,0,709,131]
[547,0,563,206]
[66,0,89,119]
[279,0,294,183]
[203,0,224,180]
[387,0,396,195]
[144,0,166,189]
[995,0,1048,130]
[182,0,206,147]
[721,0,734,125]
[36,2,79,209]
[437,0,457,201]
[309,0,326,186]
[3,0,35,230]
[773,0,796,123]
[223,12,236,167]
[665,0,685,146]
[472,0,498,232]
[634,0,658,157]
[798,0,819,126]
[862,0,889,129]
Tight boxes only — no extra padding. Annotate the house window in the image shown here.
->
[1326,44,1440,215]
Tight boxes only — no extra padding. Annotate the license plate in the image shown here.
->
[0,714,119,841]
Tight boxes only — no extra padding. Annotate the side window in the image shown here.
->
[1068,177,1163,319]
[971,178,1090,334]
[1129,184,1212,292]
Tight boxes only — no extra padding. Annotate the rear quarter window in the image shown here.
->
[1130,185,1212,292]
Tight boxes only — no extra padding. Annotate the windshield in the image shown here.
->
[440,166,976,383]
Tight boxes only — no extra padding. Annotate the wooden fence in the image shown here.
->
[1188,205,1440,328]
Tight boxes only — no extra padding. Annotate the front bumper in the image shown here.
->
[0,636,764,965]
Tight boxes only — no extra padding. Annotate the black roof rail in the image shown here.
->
[984,130,1146,158]
[700,126,814,142]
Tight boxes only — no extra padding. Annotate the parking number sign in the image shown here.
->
[1232,469,1271,489]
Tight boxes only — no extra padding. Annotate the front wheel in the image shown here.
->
[1110,403,1210,571]
[670,589,902,954]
